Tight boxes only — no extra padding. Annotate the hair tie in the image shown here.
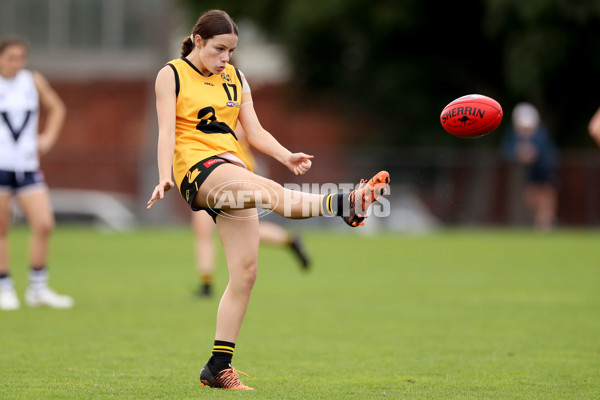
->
[190,34,194,42]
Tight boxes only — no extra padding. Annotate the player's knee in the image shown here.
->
[242,263,257,288]
[231,260,257,290]
[33,217,54,237]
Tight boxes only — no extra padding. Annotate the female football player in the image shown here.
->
[0,36,73,310]
[146,9,389,390]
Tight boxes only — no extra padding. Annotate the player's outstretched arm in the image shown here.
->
[147,66,177,209]
[238,91,313,175]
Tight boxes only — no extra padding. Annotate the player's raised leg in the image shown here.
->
[196,163,390,224]
[197,163,323,219]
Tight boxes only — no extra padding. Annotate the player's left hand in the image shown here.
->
[286,153,313,175]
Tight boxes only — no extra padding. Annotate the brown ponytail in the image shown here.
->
[181,10,238,58]
[181,37,194,57]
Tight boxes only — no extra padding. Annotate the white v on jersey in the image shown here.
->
[0,69,40,172]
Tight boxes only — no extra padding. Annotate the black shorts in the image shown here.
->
[179,156,232,222]
[0,170,46,195]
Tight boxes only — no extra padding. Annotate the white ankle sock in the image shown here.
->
[29,269,48,292]
[0,275,14,291]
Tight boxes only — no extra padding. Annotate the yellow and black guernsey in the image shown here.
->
[166,58,252,190]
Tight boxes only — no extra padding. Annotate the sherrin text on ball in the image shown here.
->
[440,94,503,138]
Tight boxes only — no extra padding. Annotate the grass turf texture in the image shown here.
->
[1,226,599,399]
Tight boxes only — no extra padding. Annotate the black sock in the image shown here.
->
[322,193,348,216]
[199,283,212,297]
[208,340,235,373]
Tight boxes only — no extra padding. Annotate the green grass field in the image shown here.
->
[1,226,599,399]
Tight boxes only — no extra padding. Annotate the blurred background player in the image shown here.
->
[193,125,310,298]
[501,102,559,231]
[0,35,73,310]
[588,107,600,147]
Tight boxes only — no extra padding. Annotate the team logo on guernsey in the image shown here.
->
[226,101,240,108]
[221,73,231,82]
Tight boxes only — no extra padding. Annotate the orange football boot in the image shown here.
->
[343,170,390,227]
[200,365,253,390]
